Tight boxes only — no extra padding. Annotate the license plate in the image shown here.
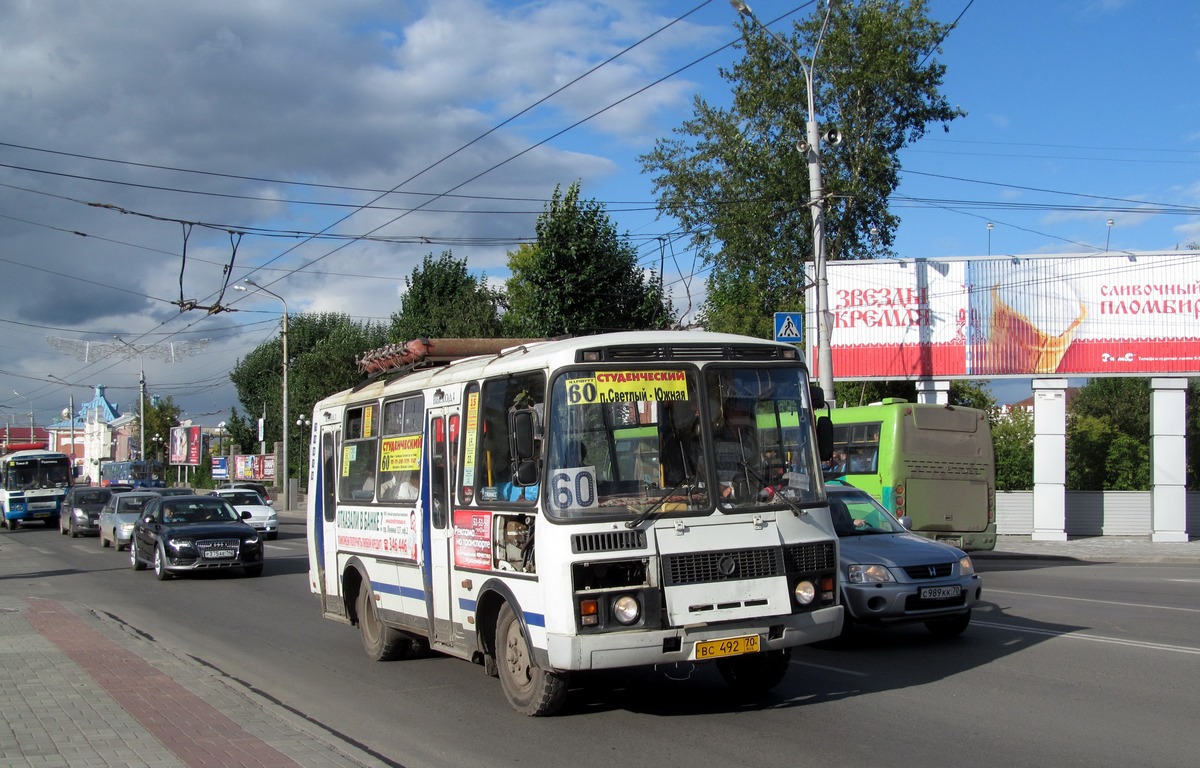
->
[203,549,235,559]
[935,536,963,548]
[920,585,961,600]
[695,634,760,660]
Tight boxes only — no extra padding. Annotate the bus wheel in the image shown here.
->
[5,518,17,531]
[356,586,406,661]
[716,649,792,698]
[925,610,971,638]
[495,602,567,716]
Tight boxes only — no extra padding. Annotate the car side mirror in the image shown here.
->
[241,510,252,520]
[897,515,913,530]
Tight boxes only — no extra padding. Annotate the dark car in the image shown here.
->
[59,486,114,537]
[827,483,981,638]
[129,494,264,580]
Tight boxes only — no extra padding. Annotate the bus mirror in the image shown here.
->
[815,415,834,461]
[510,409,537,461]
[810,383,825,409]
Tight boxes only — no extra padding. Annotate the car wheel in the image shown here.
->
[495,602,568,716]
[356,585,406,661]
[130,539,145,571]
[101,529,110,548]
[925,610,971,638]
[69,519,79,538]
[60,519,69,535]
[715,649,792,699]
[153,544,172,581]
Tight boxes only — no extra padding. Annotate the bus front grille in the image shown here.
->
[784,541,837,572]
[662,547,782,586]
[572,530,647,554]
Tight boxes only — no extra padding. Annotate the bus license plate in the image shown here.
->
[695,634,760,660]
[920,585,961,601]
[203,549,235,559]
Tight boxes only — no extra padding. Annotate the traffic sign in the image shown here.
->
[774,312,803,343]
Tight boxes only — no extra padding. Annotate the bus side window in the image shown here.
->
[472,373,545,504]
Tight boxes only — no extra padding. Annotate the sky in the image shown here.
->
[1,0,1198,436]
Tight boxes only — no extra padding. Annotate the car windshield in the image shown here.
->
[75,490,111,505]
[828,489,907,536]
[224,491,263,506]
[162,500,239,524]
[117,497,150,513]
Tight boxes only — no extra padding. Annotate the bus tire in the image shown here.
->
[925,610,970,638]
[3,518,13,531]
[716,648,792,698]
[356,586,406,661]
[495,602,567,717]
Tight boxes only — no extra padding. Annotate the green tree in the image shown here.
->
[389,250,503,340]
[640,0,963,334]
[1066,378,1151,491]
[992,407,1033,491]
[230,313,388,476]
[831,379,993,410]
[136,395,183,465]
[503,182,673,336]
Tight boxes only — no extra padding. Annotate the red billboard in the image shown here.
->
[811,251,1200,379]
[168,425,203,466]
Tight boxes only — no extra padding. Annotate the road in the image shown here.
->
[2,518,1198,768]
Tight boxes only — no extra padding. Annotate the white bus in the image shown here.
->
[307,331,841,715]
[1,449,73,530]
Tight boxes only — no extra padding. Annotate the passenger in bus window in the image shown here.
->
[713,398,759,500]
[380,471,418,501]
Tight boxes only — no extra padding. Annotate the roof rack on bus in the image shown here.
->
[356,338,546,378]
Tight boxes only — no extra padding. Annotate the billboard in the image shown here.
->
[168,425,203,466]
[810,251,1200,379]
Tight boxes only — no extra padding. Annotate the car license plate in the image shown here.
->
[920,585,961,600]
[695,634,760,660]
[203,549,235,559]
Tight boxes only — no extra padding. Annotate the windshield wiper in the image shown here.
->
[625,477,693,529]
[737,460,808,517]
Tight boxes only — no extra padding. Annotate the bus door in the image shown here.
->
[316,425,342,615]
[425,405,461,648]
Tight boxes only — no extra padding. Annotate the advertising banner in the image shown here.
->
[168,425,203,466]
[810,251,1200,379]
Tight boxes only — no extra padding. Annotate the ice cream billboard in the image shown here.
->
[809,251,1200,379]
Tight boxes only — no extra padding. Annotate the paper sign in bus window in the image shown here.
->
[379,435,421,472]
[548,467,599,513]
[567,371,689,405]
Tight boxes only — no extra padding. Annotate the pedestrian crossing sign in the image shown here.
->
[774,312,803,343]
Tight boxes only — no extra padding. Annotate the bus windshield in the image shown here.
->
[3,456,72,490]
[544,365,822,520]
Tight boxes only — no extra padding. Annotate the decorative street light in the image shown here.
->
[295,416,312,489]
[729,0,838,405]
[235,279,289,511]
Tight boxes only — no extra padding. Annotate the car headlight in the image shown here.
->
[245,533,261,545]
[959,556,974,576]
[612,595,640,625]
[119,523,135,535]
[72,508,87,518]
[167,537,195,551]
[848,564,894,584]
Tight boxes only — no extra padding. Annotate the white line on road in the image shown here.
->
[987,588,1200,614]
[973,620,1200,655]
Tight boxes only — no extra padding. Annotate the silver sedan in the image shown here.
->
[98,491,158,551]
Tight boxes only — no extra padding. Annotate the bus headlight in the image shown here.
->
[848,564,894,583]
[793,580,816,605]
[612,595,640,625]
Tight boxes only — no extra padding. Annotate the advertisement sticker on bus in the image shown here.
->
[379,435,421,472]
[462,391,480,489]
[336,506,417,559]
[453,509,492,569]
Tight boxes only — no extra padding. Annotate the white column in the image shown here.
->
[915,379,950,405]
[1151,378,1188,542]
[1032,379,1068,541]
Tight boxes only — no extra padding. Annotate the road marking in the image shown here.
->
[987,587,1200,614]
[793,660,870,677]
[973,620,1200,655]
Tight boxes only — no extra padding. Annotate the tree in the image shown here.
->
[640,0,963,334]
[503,182,673,337]
[389,250,502,341]
[1066,378,1151,491]
[229,313,388,475]
[136,395,183,465]
[992,407,1033,491]
[831,379,993,410]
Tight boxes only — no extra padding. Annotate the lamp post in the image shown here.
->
[12,390,35,441]
[47,375,79,476]
[730,0,837,405]
[113,337,147,461]
[235,279,289,511]
[295,416,311,490]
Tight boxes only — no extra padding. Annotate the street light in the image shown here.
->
[235,279,289,511]
[113,336,148,461]
[47,375,80,476]
[12,390,35,440]
[730,0,837,405]
[295,416,312,488]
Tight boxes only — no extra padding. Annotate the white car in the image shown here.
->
[210,488,278,540]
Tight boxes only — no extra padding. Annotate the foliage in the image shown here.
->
[640,0,963,335]
[831,379,994,410]
[1066,379,1152,491]
[229,313,388,475]
[134,395,183,462]
[992,407,1033,491]
[502,182,673,337]
[389,250,503,340]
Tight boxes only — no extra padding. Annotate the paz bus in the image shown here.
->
[1,449,73,530]
[826,399,996,551]
[307,331,842,715]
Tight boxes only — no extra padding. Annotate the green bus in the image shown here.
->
[826,399,996,551]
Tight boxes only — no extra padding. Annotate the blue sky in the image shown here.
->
[1,0,1196,426]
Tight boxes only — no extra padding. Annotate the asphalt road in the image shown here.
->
[2,518,1197,768]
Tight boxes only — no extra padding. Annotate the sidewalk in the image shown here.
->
[0,595,391,768]
[974,534,1200,564]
